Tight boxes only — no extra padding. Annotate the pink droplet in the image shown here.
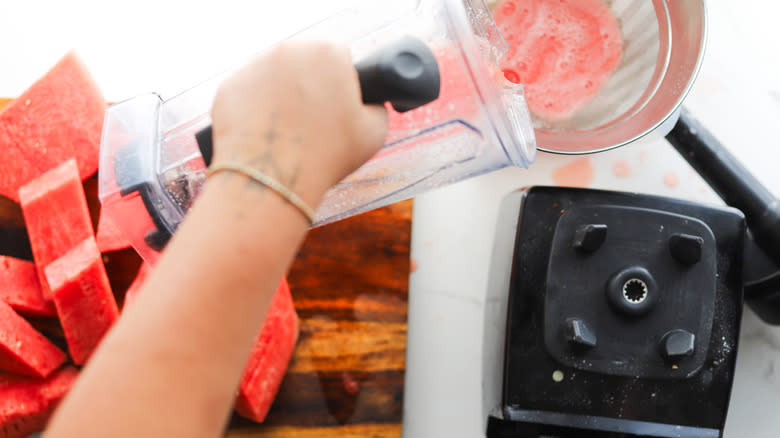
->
[612,160,632,178]
[503,69,521,83]
[342,371,360,396]
[552,158,595,187]
[663,172,680,188]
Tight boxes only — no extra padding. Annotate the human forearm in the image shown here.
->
[45,165,310,438]
[43,40,387,438]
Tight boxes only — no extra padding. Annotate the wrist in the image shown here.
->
[210,133,335,211]
[207,163,316,225]
[202,169,315,229]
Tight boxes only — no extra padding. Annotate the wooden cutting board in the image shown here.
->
[0,97,411,437]
[228,200,411,437]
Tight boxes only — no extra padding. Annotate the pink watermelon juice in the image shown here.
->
[386,45,479,143]
[493,0,622,121]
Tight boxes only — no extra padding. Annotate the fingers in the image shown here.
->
[210,38,392,196]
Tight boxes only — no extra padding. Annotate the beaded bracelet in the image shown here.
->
[207,162,315,225]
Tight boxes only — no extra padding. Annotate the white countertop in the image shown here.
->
[405,2,780,437]
[2,1,780,437]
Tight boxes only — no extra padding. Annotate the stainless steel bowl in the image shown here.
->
[534,0,707,154]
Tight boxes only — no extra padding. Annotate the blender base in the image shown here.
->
[486,186,745,437]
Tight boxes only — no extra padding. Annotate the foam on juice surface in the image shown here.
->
[494,0,622,121]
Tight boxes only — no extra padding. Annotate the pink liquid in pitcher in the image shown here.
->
[494,0,622,121]
[386,46,478,142]
[386,0,623,135]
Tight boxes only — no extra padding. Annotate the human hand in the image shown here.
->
[209,40,388,207]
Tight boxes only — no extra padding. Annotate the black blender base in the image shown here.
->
[486,414,719,438]
[489,187,745,438]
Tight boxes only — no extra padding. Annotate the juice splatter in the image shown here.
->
[612,160,632,178]
[341,371,360,396]
[494,0,622,120]
[551,157,594,187]
[663,172,680,188]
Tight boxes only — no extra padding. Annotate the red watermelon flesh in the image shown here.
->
[235,278,299,423]
[44,237,118,365]
[0,52,106,202]
[0,366,79,438]
[96,211,131,253]
[19,158,95,300]
[123,262,153,308]
[0,256,56,317]
[0,300,66,378]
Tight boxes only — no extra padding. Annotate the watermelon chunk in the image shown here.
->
[0,300,66,378]
[44,238,118,365]
[19,158,95,299]
[235,278,299,422]
[0,366,79,438]
[0,52,105,202]
[96,211,131,253]
[123,262,153,308]
[0,256,56,317]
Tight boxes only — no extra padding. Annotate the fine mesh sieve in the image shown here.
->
[488,0,706,154]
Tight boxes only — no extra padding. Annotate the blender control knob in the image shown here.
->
[669,233,703,265]
[573,224,607,253]
[565,318,597,348]
[661,329,695,360]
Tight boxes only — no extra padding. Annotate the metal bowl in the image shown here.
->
[534,0,707,154]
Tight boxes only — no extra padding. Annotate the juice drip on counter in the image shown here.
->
[493,0,622,121]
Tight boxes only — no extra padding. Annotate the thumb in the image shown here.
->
[353,104,389,163]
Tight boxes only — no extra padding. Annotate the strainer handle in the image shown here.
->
[666,107,780,267]
[666,107,780,325]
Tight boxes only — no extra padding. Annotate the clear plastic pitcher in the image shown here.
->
[98,0,536,263]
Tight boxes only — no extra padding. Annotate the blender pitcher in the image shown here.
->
[98,0,536,263]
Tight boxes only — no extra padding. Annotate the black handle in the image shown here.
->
[665,107,780,268]
[196,36,440,167]
[353,35,441,112]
